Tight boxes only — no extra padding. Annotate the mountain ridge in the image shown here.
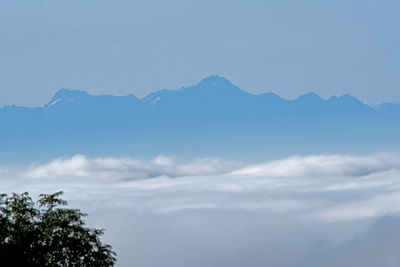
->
[32,75,388,110]
[3,76,398,111]
[1,75,399,161]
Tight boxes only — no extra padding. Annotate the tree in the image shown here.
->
[0,191,116,266]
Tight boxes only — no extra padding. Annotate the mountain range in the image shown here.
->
[1,76,400,162]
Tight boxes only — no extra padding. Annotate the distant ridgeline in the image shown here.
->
[1,76,400,161]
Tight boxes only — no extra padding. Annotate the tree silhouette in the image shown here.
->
[0,191,116,266]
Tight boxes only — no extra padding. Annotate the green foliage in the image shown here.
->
[0,191,116,266]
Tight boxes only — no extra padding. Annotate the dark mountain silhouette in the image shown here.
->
[1,76,399,161]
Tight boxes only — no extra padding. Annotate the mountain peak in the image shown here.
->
[295,92,323,102]
[187,75,248,97]
[197,75,233,87]
[46,88,90,107]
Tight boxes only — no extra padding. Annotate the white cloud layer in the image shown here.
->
[232,154,400,177]
[25,154,239,180]
[1,153,399,222]
[24,153,400,180]
[3,153,400,267]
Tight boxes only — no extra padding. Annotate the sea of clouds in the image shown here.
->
[2,153,400,266]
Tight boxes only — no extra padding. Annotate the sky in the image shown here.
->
[3,153,400,266]
[1,0,400,107]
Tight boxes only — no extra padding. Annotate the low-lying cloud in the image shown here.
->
[24,153,400,180]
[25,154,239,180]
[3,153,400,222]
[3,153,400,267]
[233,154,400,177]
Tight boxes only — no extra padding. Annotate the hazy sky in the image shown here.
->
[1,0,400,107]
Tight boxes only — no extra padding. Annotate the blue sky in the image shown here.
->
[1,0,400,107]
